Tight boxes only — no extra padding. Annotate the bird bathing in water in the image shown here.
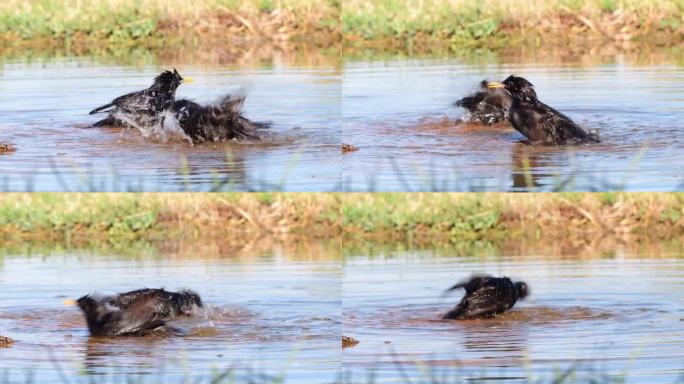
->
[442,275,529,320]
[89,68,192,128]
[164,94,267,143]
[455,80,512,125]
[76,288,203,336]
[486,75,600,145]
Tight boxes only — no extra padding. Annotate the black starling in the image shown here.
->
[76,288,203,337]
[89,68,190,128]
[455,80,512,124]
[166,94,265,143]
[442,275,529,320]
[487,75,600,145]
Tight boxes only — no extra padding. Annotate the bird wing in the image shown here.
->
[108,288,156,309]
[111,89,148,109]
[444,274,493,295]
[197,103,260,141]
[219,94,247,114]
[460,285,500,318]
[90,86,150,114]
[115,291,173,335]
[117,302,166,334]
[536,102,587,143]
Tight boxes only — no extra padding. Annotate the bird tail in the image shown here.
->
[89,103,114,115]
[443,282,467,295]
[233,116,261,140]
[454,90,486,109]
[251,121,272,130]
[443,274,492,296]
[218,93,264,139]
[91,116,122,127]
[585,129,600,143]
[219,94,247,114]
[454,95,477,109]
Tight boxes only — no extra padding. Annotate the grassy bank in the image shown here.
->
[340,193,684,242]
[0,193,341,245]
[0,0,340,47]
[343,0,684,50]
[0,193,682,247]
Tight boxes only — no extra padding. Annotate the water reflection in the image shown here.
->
[511,142,548,189]
[461,323,528,355]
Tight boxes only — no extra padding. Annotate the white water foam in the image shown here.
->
[113,110,193,145]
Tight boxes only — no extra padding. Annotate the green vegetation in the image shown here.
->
[6,0,683,50]
[340,363,650,384]
[1,193,681,248]
[0,193,341,244]
[343,0,684,49]
[340,192,684,242]
[0,369,289,383]
[0,0,340,46]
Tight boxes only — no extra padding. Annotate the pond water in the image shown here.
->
[342,245,684,383]
[342,50,684,191]
[3,48,683,192]
[0,56,340,191]
[0,244,340,383]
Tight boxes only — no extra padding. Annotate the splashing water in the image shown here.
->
[112,110,193,144]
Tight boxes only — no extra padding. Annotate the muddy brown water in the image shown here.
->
[0,57,340,191]
[342,53,684,191]
[342,248,684,383]
[0,247,340,383]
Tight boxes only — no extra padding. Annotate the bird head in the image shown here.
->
[172,67,193,84]
[487,75,537,103]
[76,295,105,318]
[152,68,193,92]
[515,281,530,299]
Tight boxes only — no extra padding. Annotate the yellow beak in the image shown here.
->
[183,76,194,84]
[486,82,505,89]
[63,299,77,306]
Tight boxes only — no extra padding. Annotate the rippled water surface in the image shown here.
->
[343,247,684,382]
[0,246,340,383]
[342,52,684,191]
[0,57,340,191]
